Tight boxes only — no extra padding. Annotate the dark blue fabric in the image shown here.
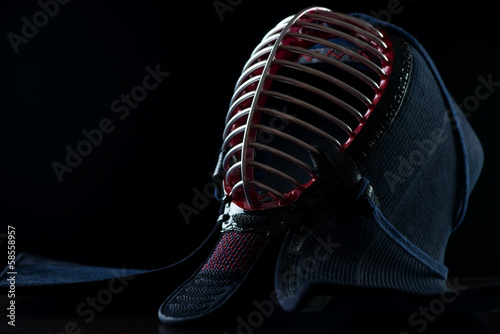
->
[0,253,146,287]
[360,38,461,264]
[351,12,482,231]
[370,198,448,279]
[0,221,222,292]
[274,13,486,311]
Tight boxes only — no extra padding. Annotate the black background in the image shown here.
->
[1,0,499,283]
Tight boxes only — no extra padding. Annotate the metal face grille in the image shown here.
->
[221,7,394,210]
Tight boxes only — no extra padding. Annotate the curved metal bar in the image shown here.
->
[226,91,256,125]
[223,109,250,140]
[262,90,353,135]
[304,12,387,48]
[287,32,386,77]
[295,20,388,63]
[247,160,302,188]
[252,124,318,153]
[248,180,286,200]
[267,73,363,120]
[230,76,261,108]
[278,45,379,92]
[241,46,274,79]
[261,21,290,42]
[240,7,316,206]
[222,143,243,172]
[249,34,281,59]
[224,161,242,188]
[273,58,373,108]
[309,10,384,39]
[258,107,341,148]
[249,142,315,173]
